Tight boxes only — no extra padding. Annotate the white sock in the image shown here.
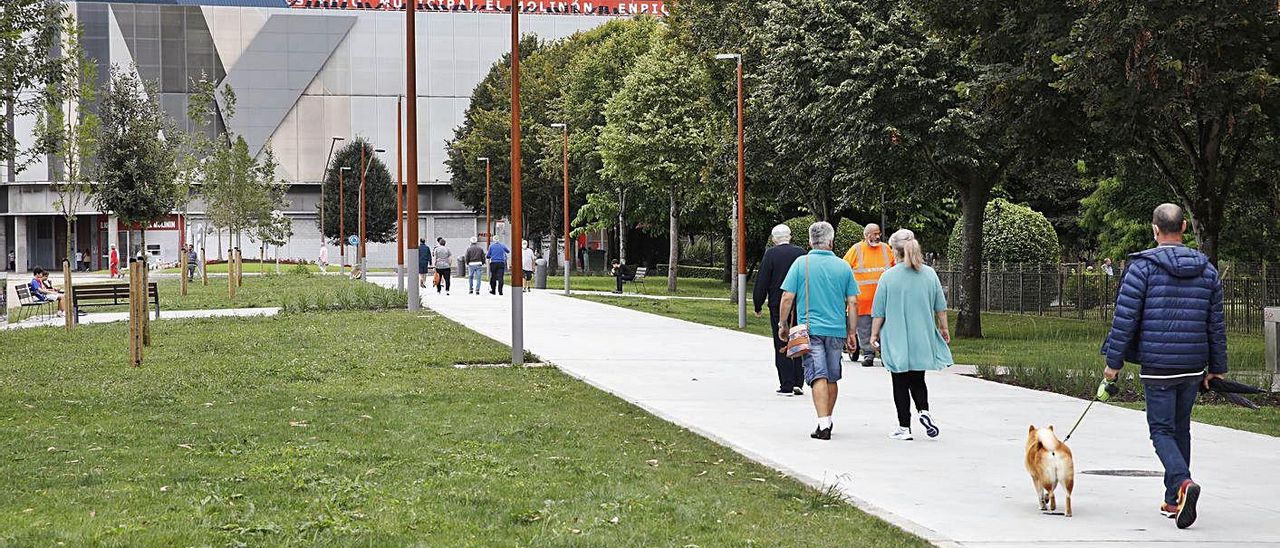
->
[817,416,832,429]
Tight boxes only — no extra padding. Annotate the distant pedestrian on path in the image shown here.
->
[777,221,859,440]
[843,223,894,367]
[521,240,534,292]
[433,237,453,295]
[465,237,485,294]
[74,250,84,272]
[1102,257,1115,276]
[869,229,952,441]
[753,224,807,397]
[487,236,510,295]
[1103,203,1227,530]
[318,244,329,273]
[186,247,199,281]
[418,239,430,288]
[109,245,120,278]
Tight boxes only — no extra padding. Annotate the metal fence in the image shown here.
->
[932,261,1280,335]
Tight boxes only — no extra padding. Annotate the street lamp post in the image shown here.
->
[396,96,405,292]
[477,156,491,246]
[550,122,569,295]
[405,0,421,311]
[510,1,525,367]
[358,145,386,278]
[321,136,345,250]
[716,52,747,329]
[339,166,352,276]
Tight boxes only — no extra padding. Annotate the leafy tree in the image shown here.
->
[1055,0,1280,263]
[320,139,395,244]
[1,0,68,174]
[94,67,180,252]
[32,18,98,265]
[601,35,723,292]
[948,199,1062,266]
[189,82,287,254]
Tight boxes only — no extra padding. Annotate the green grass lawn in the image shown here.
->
[62,273,393,313]
[1115,402,1280,437]
[0,310,926,545]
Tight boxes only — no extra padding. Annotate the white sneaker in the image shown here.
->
[889,427,913,441]
[918,410,940,438]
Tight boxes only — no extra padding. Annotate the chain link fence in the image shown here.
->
[932,260,1280,335]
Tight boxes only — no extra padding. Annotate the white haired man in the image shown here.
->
[753,224,808,396]
[778,222,860,440]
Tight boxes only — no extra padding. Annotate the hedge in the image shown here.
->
[948,198,1060,265]
[653,264,725,280]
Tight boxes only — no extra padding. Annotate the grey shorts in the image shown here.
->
[803,334,845,386]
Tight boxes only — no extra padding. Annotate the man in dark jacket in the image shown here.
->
[1103,203,1227,530]
[754,224,808,396]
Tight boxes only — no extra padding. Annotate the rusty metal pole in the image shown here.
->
[397,96,405,292]
[551,122,569,294]
[359,145,366,277]
[405,0,421,311]
[510,0,524,366]
[735,56,746,329]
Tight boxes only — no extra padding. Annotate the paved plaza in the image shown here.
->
[369,276,1280,547]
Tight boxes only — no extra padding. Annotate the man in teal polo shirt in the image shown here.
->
[778,221,860,440]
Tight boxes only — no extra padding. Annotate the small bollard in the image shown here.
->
[1265,307,1279,392]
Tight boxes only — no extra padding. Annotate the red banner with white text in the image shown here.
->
[288,0,667,16]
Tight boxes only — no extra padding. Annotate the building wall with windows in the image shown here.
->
[2,1,615,272]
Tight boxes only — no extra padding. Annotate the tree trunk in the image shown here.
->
[668,186,679,293]
[618,188,628,265]
[955,183,990,338]
[63,259,74,331]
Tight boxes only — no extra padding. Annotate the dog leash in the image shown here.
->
[1063,379,1118,442]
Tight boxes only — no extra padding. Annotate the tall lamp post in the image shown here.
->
[339,166,352,276]
[716,52,747,329]
[477,156,491,245]
[510,1,525,366]
[321,136,345,249]
[396,96,405,291]
[358,145,386,278]
[550,122,570,295]
[405,0,421,311]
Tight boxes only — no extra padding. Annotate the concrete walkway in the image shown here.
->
[3,307,279,330]
[370,277,1280,548]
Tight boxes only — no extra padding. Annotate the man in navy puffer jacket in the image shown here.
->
[1103,203,1227,530]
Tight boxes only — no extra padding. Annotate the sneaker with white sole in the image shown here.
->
[889,427,913,441]
[918,411,940,438]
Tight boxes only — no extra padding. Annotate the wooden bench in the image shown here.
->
[72,282,160,319]
[12,284,56,322]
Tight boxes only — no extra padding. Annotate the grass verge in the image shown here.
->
[0,310,926,545]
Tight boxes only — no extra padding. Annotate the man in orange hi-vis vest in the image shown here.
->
[842,223,894,367]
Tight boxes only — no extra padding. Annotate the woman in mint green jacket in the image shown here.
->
[869,229,953,441]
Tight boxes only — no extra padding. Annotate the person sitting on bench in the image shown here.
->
[29,268,66,317]
[611,260,635,294]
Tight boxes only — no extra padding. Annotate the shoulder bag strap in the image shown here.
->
[804,256,811,326]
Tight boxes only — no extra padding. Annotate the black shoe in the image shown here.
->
[862,355,875,367]
[775,388,793,397]
[489,290,495,295]
[792,387,804,396]
[810,426,832,440]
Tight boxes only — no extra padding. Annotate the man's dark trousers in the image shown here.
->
[489,262,506,294]
[1144,377,1199,505]
[769,307,803,391]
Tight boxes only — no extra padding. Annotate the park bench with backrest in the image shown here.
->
[12,284,57,322]
[627,266,647,288]
[72,282,160,319]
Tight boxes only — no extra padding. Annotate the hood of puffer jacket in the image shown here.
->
[1130,245,1208,279]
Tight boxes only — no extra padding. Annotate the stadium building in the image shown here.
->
[2,0,652,273]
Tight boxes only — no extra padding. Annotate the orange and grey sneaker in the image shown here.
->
[1174,479,1201,529]
[1160,503,1178,518]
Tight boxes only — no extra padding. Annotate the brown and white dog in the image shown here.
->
[1025,425,1074,517]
